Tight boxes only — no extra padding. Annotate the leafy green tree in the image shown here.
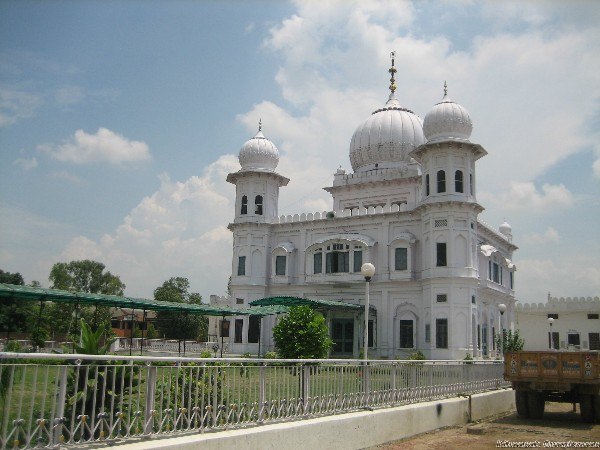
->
[47,260,125,338]
[0,269,36,334]
[273,306,333,359]
[154,277,208,341]
[495,329,525,354]
[49,260,125,295]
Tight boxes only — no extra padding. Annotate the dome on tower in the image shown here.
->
[499,220,512,237]
[238,121,279,171]
[349,53,425,173]
[423,83,473,143]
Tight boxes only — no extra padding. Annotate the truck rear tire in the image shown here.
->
[515,390,529,417]
[580,395,595,423]
[527,391,545,419]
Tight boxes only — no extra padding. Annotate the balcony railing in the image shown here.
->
[0,353,507,449]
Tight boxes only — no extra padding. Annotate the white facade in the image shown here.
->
[515,296,600,351]
[212,63,518,360]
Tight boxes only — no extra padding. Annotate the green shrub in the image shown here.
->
[408,350,426,360]
[273,306,333,359]
[495,329,525,354]
[200,350,212,358]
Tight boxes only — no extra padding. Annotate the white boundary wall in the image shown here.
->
[116,389,515,450]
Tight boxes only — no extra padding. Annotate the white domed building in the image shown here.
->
[217,57,517,360]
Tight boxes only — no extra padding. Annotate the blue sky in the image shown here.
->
[1,0,598,303]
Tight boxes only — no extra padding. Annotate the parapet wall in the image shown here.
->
[114,390,515,450]
[516,296,600,311]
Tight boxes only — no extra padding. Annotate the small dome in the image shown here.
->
[349,93,425,172]
[238,124,279,171]
[423,84,473,143]
[499,220,512,237]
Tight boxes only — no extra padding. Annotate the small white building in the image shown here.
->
[515,296,600,351]
[211,57,517,360]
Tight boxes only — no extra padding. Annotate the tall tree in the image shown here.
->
[154,277,208,341]
[49,260,125,295]
[47,260,125,338]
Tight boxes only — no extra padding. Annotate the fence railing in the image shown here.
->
[0,353,508,449]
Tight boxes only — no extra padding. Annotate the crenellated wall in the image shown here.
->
[515,296,599,351]
[517,296,600,311]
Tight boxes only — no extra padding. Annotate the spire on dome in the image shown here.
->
[388,51,397,94]
[258,118,262,132]
[443,80,448,96]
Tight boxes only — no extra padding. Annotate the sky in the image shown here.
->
[1,0,599,304]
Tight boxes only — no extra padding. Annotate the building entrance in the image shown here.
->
[331,319,354,355]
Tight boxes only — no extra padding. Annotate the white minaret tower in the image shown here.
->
[226,121,289,303]
[410,83,487,358]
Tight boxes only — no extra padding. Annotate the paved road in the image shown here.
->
[370,402,600,449]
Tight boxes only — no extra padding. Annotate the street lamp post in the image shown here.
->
[360,263,375,362]
[498,303,507,357]
[548,317,555,350]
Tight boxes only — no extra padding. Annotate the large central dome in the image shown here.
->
[349,93,425,172]
[349,54,424,172]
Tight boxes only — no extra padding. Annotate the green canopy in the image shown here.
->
[246,304,290,316]
[0,283,241,316]
[249,296,362,311]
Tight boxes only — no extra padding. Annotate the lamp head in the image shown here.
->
[498,303,507,314]
[361,262,375,280]
[547,317,554,325]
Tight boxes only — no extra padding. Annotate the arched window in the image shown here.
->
[425,174,430,196]
[437,170,446,193]
[241,195,248,215]
[255,195,263,215]
[455,170,464,193]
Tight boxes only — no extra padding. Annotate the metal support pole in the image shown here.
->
[183,312,188,356]
[258,364,266,422]
[35,300,45,351]
[364,278,370,361]
[257,316,262,358]
[53,365,68,445]
[140,310,146,356]
[72,302,80,353]
[129,308,135,356]
[220,315,225,358]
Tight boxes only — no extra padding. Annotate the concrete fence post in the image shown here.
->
[144,366,157,435]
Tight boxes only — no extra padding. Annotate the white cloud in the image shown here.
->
[523,227,560,245]
[50,170,83,184]
[517,257,600,303]
[38,128,151,165]
[57,155,239,298]
[593,158,600,179]
[13,156,38,171]
[479,182,574,213]
[0,86,42,127]
[54,85,85,106]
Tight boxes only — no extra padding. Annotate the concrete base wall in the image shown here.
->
[117,389,515,450]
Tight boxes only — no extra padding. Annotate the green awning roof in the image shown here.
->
[0,283,240,316]
[249,296,363,311]
[246,304,291,316]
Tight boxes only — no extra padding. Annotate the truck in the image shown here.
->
[504,351,600,422]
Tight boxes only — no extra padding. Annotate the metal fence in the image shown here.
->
[0,353,508,449]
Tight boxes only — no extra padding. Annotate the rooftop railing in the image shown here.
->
[0,353,507,449]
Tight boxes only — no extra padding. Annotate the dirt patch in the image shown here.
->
[369,402,600,449]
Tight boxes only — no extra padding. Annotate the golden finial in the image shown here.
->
[258,118,262,132]
[389,51,397,93]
